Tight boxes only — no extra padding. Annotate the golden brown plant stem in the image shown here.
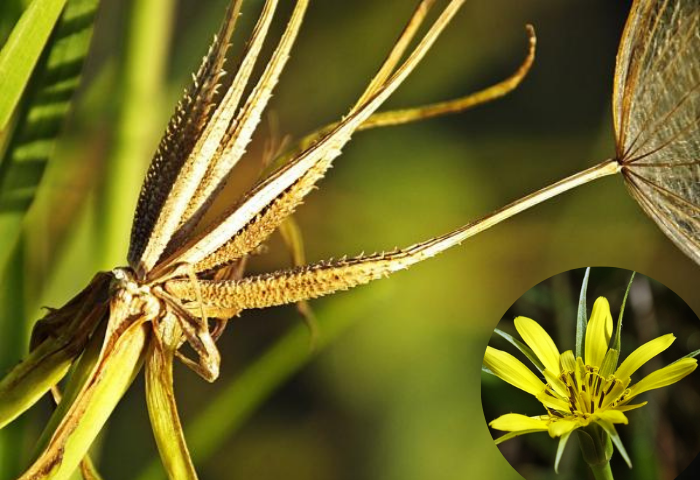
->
[420,158,622,256]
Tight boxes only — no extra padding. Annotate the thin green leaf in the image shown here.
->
[0,1,25,45]
[555,430,572,473]
[482,364,494,375]
[597,420,632,469]
[0,0,101,276]
[575,267,591,359]
[0,241,30,478]
[493,327,545,373]
[0,0,67,130]
[611,272,635,355]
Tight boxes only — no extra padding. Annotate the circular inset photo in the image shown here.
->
[481,267,700,480]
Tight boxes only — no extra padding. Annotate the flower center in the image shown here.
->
[544,361,631,419]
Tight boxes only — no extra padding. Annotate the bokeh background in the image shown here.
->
[483,268,700,480]
[2,0,700,479]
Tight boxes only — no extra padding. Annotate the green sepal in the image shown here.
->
[597,419,632,468]
[555,430,572,473]
[610,272,635,362]
[577,423,613,467]
[599,348,620,378]
[576,268,591,359]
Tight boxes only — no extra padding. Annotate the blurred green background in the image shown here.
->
[483,268,700,480]
[2,0,700,479]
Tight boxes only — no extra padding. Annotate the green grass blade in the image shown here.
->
[98,0,175,269]
[0,240,27,479]
[0,1,24,48]
[575,267,590,359]
[0,0,67,131]
[0,0,101,277]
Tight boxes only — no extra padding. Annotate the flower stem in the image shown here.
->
[589,461,614,480]
[578,424,615,480]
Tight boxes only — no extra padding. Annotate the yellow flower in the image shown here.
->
[484,296,697,470]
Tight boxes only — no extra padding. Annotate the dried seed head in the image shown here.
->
[616,0,700,263]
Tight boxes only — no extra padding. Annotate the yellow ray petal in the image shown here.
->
[536,391,570,412]
[543,369,568,398]
[489,413,549,432]
[594,409,628,425]
[585,297,613,367]
[614,333,675,381]
[560,350,576,372]
[484,346,545,396]
[548,418,580,438]
[514,317,561,374]
[628,358,698,398]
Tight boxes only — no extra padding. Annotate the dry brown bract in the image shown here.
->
[4,1,535,479]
